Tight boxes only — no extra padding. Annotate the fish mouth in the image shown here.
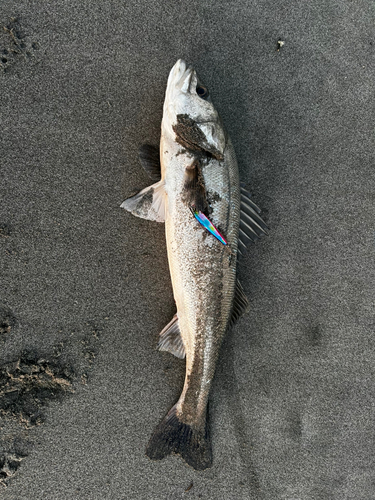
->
[167,59,195,93]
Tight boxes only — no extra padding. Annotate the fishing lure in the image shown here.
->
[190,207,228,245]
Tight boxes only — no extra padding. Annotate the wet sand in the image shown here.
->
[1,0,374,498]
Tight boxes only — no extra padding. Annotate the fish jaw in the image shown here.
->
[165,59,194,96]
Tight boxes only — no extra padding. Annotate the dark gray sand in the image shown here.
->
[1,0,374,498]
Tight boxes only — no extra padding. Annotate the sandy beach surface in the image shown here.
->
[1,0,374,498]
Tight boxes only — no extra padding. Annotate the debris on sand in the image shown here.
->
[0,320,103,486]
[277,40,285,51]
[0,16,39,73]
[0,305,17,337]
[0,354,73,487]
[0,353,74,427]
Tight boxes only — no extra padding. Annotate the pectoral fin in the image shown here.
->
[120,180,166,222]
[138,144,161,181]
[158,314,185,359]
[229,280,250,328]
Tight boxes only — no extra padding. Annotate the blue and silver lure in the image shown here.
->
[190,207,228,246]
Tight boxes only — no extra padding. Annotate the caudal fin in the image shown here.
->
[146,405,212,470]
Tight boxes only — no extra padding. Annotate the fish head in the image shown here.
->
[162,59,226,160]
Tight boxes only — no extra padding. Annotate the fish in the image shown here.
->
[121,59,268,470]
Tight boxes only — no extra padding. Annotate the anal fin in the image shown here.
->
[229,280,250,328]
[158,314,185,359]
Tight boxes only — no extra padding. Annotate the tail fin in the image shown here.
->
[146,404,212,470]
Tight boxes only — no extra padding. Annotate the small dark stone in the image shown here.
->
[7,459,21,473]
[0,304,16,335]
[306,324,323,347]
[13,437,31,458]
[20,349,39,364]
[18,364,34,375]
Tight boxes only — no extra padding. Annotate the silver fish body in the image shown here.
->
[162,134,240,427]
[121,60,268,470]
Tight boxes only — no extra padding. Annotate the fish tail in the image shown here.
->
[145,404,212,470]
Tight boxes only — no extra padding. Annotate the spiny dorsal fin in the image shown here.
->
[229,280,250,328]
[158,314,185,359]
[181,160,208,214]
[238,185,269,259]
[120,180,165,222]
[139,144,161,181]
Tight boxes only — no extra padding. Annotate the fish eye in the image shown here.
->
[196,85,209,99]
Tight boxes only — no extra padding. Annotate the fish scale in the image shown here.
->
[164,136,240,427]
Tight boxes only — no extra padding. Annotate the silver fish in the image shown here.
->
[121,60,268,470]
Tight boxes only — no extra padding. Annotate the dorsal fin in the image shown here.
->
[139,144,161,181]
[229,280,250,328]
[158,314,185,359]
[238,185,269,259]
[181,160,208,214]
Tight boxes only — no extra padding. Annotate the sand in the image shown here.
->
[1,0,374,498]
